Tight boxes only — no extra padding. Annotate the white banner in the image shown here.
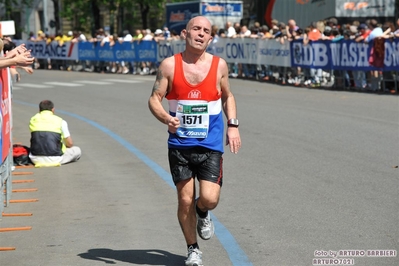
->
[15,40,79,60]
[158,38,291,67]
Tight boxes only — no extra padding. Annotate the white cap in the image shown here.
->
[154,29,163,35]
[68,31,73,36]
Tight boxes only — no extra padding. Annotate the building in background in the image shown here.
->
[257,0,398,29]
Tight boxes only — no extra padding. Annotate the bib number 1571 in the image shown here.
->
[182,115,202,125]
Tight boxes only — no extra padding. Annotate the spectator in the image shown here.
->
[331,28,343,42]
[0,43,35,69]
[304,21,324,87]
[36,30,47,42]
[271,19,279,31]
[163,27,171,39]
[169,30,182,40]
[28,31,43,69]
[225,21,236,37]
[249,26,260,39]
[218,28,226,38]
[260,25,272,39]
[349,25,358,39]
[322,26,334,40]
[328,18,338,29]
[306,21,322,42]
[365,19,383,42]
[28,32,36,41]
[233,22,241,34]
[355,23,370,42]
[140,29,154,75]
[238,25,251,37]
[3,38,34,81]
[153,29,165,42]
[381,21,396,39]
[394,18,399,38]
[133,29,143,41]
[29,100,81,167]
[287,19,299,35]
[365,19,384,91]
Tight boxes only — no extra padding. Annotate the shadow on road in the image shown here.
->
[77,248,186,265]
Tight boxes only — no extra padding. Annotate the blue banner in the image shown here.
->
[291,39,399,71]
[166,2,200,34]
[201,2,242,17]
[78,40,157,62]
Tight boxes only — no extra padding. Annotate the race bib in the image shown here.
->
[175,103,209,138]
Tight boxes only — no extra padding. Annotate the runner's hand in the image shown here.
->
[168,117,180,134]
[226,127,241,154]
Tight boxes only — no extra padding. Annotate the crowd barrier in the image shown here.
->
[0,66,13,221]
[13,38,398,92]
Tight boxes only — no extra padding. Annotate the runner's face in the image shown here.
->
[186,18,212,50]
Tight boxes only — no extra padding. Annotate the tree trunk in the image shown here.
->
[51,0,60,32]
[139,3,149,29]
[92,1,101,36]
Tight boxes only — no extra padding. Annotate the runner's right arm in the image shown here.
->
[148,57,180,133]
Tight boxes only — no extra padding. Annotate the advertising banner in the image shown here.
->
[208,38,291,66]
[0,68,11,163]
[166,2,200,34]
[201,1,242,16]
[159,38,291,66]
[335,0,395,18]
[78,40,157,62]
[291,39,399,71]
[23,41,79,60]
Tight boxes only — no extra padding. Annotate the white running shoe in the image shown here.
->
[196,211,215,240]
[185,247,203,266]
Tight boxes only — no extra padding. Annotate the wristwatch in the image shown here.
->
[227,118,239,127]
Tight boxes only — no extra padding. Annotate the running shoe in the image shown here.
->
[185,247,203,266]
[196,211,215,240]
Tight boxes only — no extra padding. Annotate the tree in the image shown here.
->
[0,0,34,38]
[60,0,183,35]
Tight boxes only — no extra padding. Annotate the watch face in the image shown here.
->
[228,119,239,126]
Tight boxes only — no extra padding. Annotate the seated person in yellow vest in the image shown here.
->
[29,100,81,167]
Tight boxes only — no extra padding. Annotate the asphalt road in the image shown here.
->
[1,69,398,266]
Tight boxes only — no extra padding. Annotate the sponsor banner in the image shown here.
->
[0,68,11,162]
[135,41,158,62]
[166,2,200,34]
[335,0,395,18]
[201,2,242,17]
[21,41,79,60]
[207,38,291,66]
[291,39,399,71]
[157,40,186,62]
[79,40,157,62]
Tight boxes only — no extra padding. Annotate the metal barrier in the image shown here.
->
[1,155,12,221]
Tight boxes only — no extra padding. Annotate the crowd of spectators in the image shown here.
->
[27,16,399,93]
[216,17,398,92]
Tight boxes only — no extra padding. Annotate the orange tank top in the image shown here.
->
[166,53,220,101]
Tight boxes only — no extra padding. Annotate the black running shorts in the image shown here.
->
[168,147,223,186]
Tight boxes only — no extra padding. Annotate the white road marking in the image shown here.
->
[13,83,54,88]
[44,82,83,87]
[102,79,141,84]
[76,80,113,85]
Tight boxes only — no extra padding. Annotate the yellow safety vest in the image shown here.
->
[29,110,66,156]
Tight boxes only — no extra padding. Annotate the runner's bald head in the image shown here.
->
[186,16,212,30]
